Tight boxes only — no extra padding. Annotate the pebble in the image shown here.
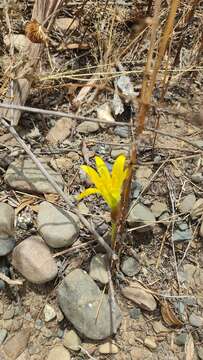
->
[97,102,115,128]
[189,312,203,327]
[144,336,157,350]
[3,306,15,320]
[172,223,192,242]
[3,329,30,359]
[63,330,81,351]
[35,319,43,330]
[76,121,99,133]
[44,304,56,322]
[55,17,79,31]
[132,181,142,199]
[175,333,187,346]
[136,166,152,188]
[0,203,15,256]
[46,117,74,144]
[114,126,129,138]
[98,342,119,354]
[121,285,157,311]
[0,329,7,345]
[151,201,168,218]
[191,172,203,183]
[112,92,124,115]
[89,254,108,284]
[4,34,30,52]
[111,148,128,159]
[152,320,169,334]
[179,193,196,213]
[12,236,58,284]
[47,345,70,360]
[37,201,79,248]
[5,158,63,194]
[121,257,141,277]
[190,198,203,219]
[127,203,156,232]
[58,269,122,340]
[129,307,142,320]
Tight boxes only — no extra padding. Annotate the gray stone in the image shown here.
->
[58,269,122,340]
[151,201,168,218]
[179,193,196,213]
[189,312,203,327]
[89,254,108,284]
[35,319,44,330]
[191,173,203,183]
[114,126,129,138]
[97,103,115,128]
[76,121,99,133]
[0,203,15,256]
[44,304,56,322]
[190,199,203,219]
[158,211,170,225]
[132,181,142,199]
[3,329,30,359]
[63,330,81,351]
[5,158,64,194]
[129,307,142,320]
[136,166,152,188]
[111,148,128,159]
[37,201,79,248]
[172,223,192,242]
[0,329,7,345]
[4,34,30,52]
[3,306,15,320]
[98,342,118,354]
[12,236,58,284]
[46,117,74,144]
[127,203,156,232]
[175,333,187,346]
[121,257,140,277]
[121,285,157,311]
[47,346,70,360]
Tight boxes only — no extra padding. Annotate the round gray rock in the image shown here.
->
[0,203,15,256]
[12,236,58,284]
[89,254,108,284]
[121,257,141,277]
[37,201,79,248]
[58,269,122,340]
[127,203,156,232]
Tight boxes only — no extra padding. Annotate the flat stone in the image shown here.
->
[76,121,99,133]
[98,342,118,354]
[37,201,79,248]
[46,117,74,144]
[175,333,187,346]
[58,269,122,340]
[121,285,157,312]
[151,201,168,218]
[121,257,141,277]
[5,158,63,194]
[4,34,30,52]
[127,203,156,232]
[55,17,79,31]
[0,329,7,345]
[111,148,129,159]
[89,254,108,284]
[172,223,192,242]
[3,306,15,320]
[190,199,203,219]
[189,312,203,327]
[191,172,203,183]
[144,336,157,350]
[136,166,152,188]
[179,193,196,213]
[97,103,115,128]
[114,126,129,138]
[3,329,30,359]
[44,304,56,322]
[0,203,15,256]
[12,236,58,284]
[63,330,81,351]
[47,346,70,360]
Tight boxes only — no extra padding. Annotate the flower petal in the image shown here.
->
[81,165,102,190]
[95,156,112,190]
[77,187,101,200]
[112,154,127,192]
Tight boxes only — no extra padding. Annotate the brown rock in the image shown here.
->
[121,285,157,311]
[12,236,58,284]
[3,329,30,359]
[46,117,74,144]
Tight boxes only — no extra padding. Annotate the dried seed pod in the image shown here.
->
[25,19,47,44]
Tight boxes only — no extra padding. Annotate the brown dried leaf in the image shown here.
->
[185,333,194,360]
[44,193,59,204]
[15,197,35,215]
[160,300,184,328]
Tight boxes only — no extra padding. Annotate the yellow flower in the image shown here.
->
[78,155,128,210]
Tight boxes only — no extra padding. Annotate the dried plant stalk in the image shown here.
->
[1,0,63,126]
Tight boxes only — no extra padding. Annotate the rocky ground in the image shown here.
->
[0,0,203,359]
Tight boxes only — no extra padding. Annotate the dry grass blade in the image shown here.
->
[0,272,24,286]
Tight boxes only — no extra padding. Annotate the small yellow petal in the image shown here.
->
[112,154,126,191]
[95,156,112,190]
[81,165,102,190]
[77,188,101,200]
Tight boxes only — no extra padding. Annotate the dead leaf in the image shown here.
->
[15,197,35,216]
[58,42,89,50]
[185,333,194,360]
[44,193,59,204]
[160,300,184,328]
